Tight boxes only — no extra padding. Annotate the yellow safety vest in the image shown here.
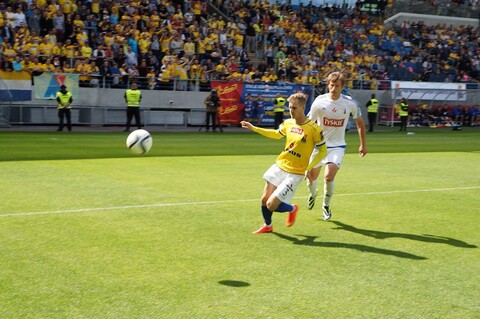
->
[274,97,286,113]
[399,102,409,117]
[56,91,72,109]
[126,89,142,107]
[368,98,378,113]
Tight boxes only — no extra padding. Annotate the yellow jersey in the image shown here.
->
[253,118,325,175]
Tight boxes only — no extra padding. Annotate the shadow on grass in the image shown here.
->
[331,221,477,248]
[273,233,427,260]
[218,280,251,287]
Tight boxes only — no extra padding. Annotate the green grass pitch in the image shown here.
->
[1,127,479,318]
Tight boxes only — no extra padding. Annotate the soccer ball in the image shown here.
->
[126,129,153,155]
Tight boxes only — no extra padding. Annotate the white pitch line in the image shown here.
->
[1,186,479,218]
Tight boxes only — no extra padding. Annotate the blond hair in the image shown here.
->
[287,92,308,108]
[327,71,346,86]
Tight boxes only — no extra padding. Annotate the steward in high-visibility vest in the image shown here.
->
[366,94,378,132]
[399,102,409,117]
[368,98,378,113]
[56,85,73,131]
[399,98,409,131]
[273,93,286,129]
[124,82,142,131]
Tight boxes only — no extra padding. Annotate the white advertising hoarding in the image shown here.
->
[391,81,467,101]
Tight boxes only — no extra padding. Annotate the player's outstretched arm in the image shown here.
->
[241,121,283,139]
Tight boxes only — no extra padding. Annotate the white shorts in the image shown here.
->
[262,164,304,203]
[310,146,346,169]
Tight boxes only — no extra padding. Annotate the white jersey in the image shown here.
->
[308,93,362,147]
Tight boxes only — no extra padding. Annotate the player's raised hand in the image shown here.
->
[241,121,253,130]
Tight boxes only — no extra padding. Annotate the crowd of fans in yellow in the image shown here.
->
[0,0,478,90]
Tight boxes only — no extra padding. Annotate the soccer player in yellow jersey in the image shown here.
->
[241,92,327,234]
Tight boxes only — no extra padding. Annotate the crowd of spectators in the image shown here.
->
[405,104,480,128]
[0,0,479,91]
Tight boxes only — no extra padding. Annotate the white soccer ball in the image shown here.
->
[126,129,153,155]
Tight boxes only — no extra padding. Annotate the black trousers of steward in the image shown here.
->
[126,106,141,129]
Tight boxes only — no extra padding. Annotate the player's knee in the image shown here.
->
[266,201,278,212]
[324,175,335,183]
[261,195,268,206]
[308,167,321,181]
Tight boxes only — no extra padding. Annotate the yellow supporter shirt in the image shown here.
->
[138,38,151,54]
[73,18,84,29]
[234,34,244,47]
[150,14,160,27]
[269,73,278,82]
[24,42,40,56]
[76,63,92,81]
[175,65,189,80]
[27,61,44,72]
[36,0,47,7]
[354,55,363,65]
[229,71,243,81]
[91,0,100,14]
[159,68,173,82]
[15,27,30,41]
[160,36,172,52]
[53,45,63,56]
[197,41,206,55]
[3,47,17,62]
[39,42,54,56]
[191,29,201,41]
[62,0,77,14]
[204,34,216,51]
[76,32,88,46]
[63,65,74,73]
[104,35,115,48]
[47,4,58,17]
[189,63,201,79]
[215,63,226,72]
[193,2,202,15]
[131,14,141,25]
[261,74,272,82]
[252,118,326,175]
[183,42,196,56]
[63,44,77,58]
[130,28,140,41]
[114,24,124,34]
[80,45,93,59]
[44,63,55,72]
[308,75,321,85]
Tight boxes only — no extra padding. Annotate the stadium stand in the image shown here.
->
[1,0,479,130]
[0,0,478,92]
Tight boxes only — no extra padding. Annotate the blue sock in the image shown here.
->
[276,202,294,213]
[261,206,272,225]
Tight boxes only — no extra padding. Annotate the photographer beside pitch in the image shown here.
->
[203,89,223,132]
[241,92,327,234]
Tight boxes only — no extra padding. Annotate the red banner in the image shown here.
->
[211,81,244,125]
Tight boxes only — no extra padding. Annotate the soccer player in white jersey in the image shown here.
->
[306,71,368,220]
[241,92,327,234]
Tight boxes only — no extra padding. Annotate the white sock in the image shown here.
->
[323,181,334,207]
[307,179,319,197]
